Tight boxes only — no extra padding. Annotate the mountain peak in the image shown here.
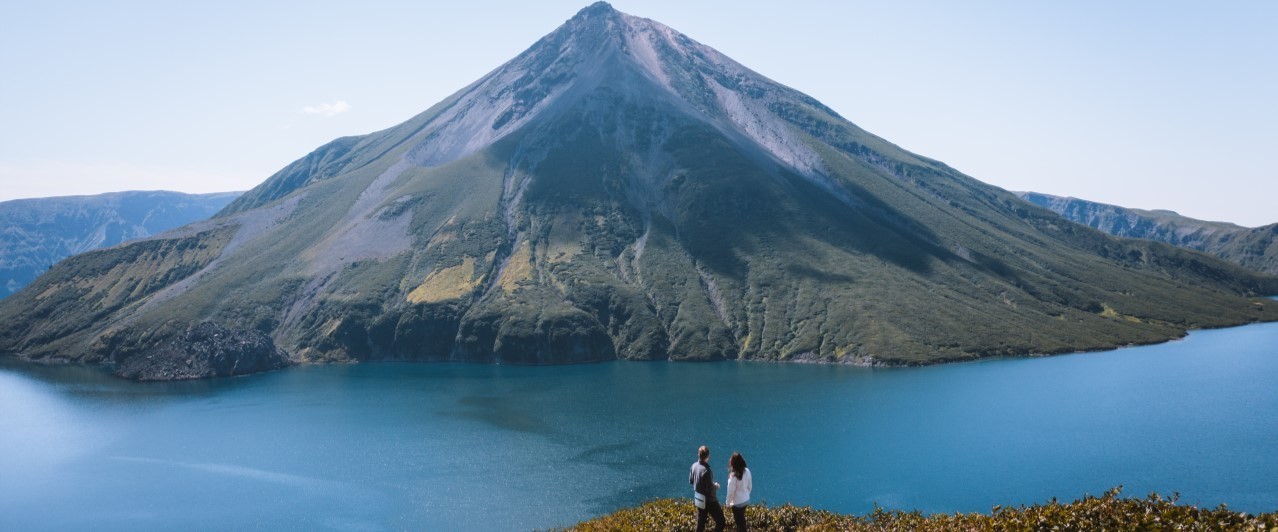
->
[574,1,617,19]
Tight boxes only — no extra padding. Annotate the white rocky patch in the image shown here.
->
[633,221,650,265]
[618,13,676,93]
[696,264,731,328]
[135,195,304,314]
[707,80,819,176]
[403,47,576,168]
[300,158,415,275]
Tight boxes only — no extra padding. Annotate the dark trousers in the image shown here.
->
[730,504,748,531]
[696,499,726,532]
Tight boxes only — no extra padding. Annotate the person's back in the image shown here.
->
[726,452,752,532]
[689,445,725,532]
[689,460,715,502]
[727,467,751,506]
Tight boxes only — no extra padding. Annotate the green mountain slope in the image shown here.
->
[2,2,1275,379]
[1019,192,1278,276]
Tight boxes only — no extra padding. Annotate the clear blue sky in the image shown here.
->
[1,1,1274,226]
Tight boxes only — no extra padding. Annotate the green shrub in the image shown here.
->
[565,486,1277,531]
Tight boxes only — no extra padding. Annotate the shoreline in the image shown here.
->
[5,316,1278,381]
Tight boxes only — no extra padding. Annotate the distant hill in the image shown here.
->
[1,3,1275,380]
[1018,192,1278,275]
[0,190,241,298]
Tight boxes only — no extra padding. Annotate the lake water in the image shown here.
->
[2,322,1277,530]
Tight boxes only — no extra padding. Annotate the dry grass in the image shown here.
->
[406,256,479,304]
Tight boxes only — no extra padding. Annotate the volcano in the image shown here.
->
[2,2,1274,379]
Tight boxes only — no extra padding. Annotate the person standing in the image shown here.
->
[689,445,726,532]
[725,452,752,531]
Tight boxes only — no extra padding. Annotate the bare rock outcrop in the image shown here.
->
[113,322,292,381]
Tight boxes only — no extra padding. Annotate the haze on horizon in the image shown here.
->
[1,0,1274,227]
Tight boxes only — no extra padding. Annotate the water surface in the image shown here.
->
[2,322,1277,530]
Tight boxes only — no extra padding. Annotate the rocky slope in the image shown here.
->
[0,190,241,298]
[1019,192,1278,275]
[1,2,1275,379]
[112,322,291,381]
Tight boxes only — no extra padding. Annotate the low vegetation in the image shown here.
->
[567,487,1276,531]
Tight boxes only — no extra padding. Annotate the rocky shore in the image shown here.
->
[112,322,292,381]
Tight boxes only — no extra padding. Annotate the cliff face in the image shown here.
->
[1019,192,1278,275]
[0,190,241,298]
[112,322,291,381]
[1,3,1275,379]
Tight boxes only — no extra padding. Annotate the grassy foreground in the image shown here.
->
[566,487,1277,531]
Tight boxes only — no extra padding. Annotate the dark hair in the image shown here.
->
[698,445,709,461]
[730,452,746,480]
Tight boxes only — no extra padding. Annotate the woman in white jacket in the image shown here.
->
[726,452,752,531]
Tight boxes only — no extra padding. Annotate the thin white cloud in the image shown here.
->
[300,100,351,117]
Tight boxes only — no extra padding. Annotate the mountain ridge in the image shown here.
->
[0,190,241,299]
[1,2,1275,379]
[1019,191,1278,275]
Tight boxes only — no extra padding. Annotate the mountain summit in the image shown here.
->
[224,1,851,216]
[2,3,1274,378]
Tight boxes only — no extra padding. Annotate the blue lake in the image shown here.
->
[2,322,1277,530]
